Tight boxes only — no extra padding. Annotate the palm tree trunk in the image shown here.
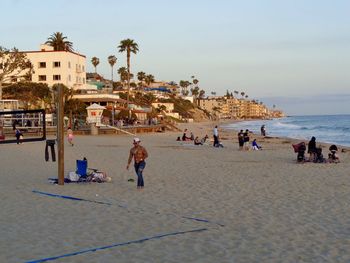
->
[0,81,3,100]
[127,50,131,118]
[111,66,114,82]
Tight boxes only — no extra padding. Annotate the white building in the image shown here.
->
[151,102,181,119]
[23,44,86,89]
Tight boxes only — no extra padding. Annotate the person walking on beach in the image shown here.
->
[213,125,219,147]
[67,127,74,146]
[243,129,250,150]
[15,128,23,144]
[260,125,266,136]
[127,138,148,189]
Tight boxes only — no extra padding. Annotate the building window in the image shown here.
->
[11,76,17,82]
[68,75,71,81]
[38,62,46,68]
[68,62,71,68]
[83,78,85,84]
[53,75,61,81]
[82,66,85,72]
[38,75,46,81]
[53,61,61,68]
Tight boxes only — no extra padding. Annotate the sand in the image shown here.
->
[1,122,350,263]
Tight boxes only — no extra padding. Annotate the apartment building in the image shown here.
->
[198,96,271,119]
[23,44,86,89]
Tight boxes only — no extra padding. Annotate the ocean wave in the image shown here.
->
[272,122,301,129]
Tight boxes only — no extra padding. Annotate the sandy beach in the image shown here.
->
[1,123,350,263]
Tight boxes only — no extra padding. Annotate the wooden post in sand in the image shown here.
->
[57,84,64,185]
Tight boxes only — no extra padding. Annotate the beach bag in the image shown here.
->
[68,171,80,182]
[19,135,23,140]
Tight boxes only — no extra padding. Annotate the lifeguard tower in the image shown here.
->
[86,103,106,135]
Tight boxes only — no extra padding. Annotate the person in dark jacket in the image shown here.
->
[308,136,317,161]
[238,130,244,150]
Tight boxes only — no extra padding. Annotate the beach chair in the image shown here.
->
[76,158,88,177]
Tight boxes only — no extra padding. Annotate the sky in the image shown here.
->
[1,0,350,115]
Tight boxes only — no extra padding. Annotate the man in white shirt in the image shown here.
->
[213,125,219,147]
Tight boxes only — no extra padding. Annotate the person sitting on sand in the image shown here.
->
[252,139,262,150]
[190,132,194,141]
[328,144,340,163]
[200,135,209,144]
[194,136,202,145]
[182,129,190,141]
[314,147,325,163]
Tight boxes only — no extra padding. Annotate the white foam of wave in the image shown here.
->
[272,122,301,129]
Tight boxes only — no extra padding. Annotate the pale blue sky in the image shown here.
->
[1,0,350,115]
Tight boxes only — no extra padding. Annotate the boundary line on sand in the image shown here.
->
[32,190,225,227]
[25,228,208,263]
[32,190,112,206]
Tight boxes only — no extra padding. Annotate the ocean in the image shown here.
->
[222,115,350,147]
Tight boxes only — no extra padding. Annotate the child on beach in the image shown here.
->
[67,127,74,146]
[328,145,340,163]
[15,128,23,144]
[252,139,262,150]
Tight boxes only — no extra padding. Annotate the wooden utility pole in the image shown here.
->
[57,84,64,185]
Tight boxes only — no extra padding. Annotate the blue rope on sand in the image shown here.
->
[182,216,225,227]
[32,190,112,206]
[26,228,207,263]
[33,190,223,226]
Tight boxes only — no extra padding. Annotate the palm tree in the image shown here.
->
[91,57,100,74]
[234,90,239,97]
[118,67,128,84]
[179,80,191,95]
[137,71,146,87]
[108,55,117,81]
[118,39,139,112]
[145,74,155,86]
[45,32,73,51]
[240,92,245,98]
[190,86,200,97]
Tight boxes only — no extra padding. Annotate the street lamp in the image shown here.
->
[112,103,116,126]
